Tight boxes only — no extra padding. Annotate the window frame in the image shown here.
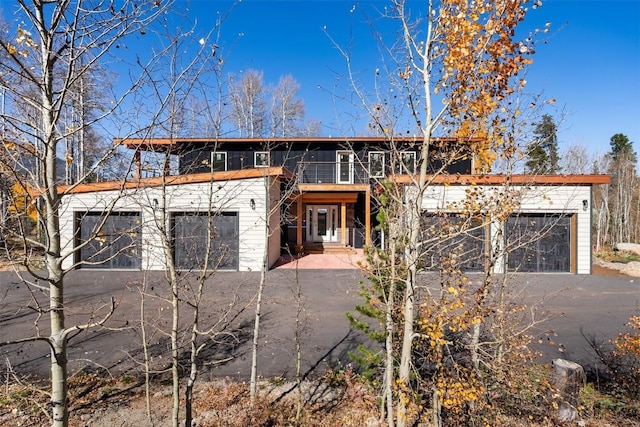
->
[399,151,416,174]
[211,151,227,172]
[369,151,385,178]
[254,151,270,168]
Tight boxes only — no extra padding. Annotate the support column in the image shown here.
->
[365,188,371,246]
[341,202,346,246]
[134,151,141,179]
[296,196,303,251]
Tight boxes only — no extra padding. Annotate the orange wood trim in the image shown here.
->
[59,167,292,195]
[296,197,303,249]
[484,219,491,272]
[392,174,611,185]
[134,151,141,179]
[365,187,371,246]
[298,183,370,192]
[301,192,358,203]
[571,214,577,274]
[341,202,346,246]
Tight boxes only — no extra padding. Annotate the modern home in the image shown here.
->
[58,137,609,273]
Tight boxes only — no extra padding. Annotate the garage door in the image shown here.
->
[505,214,571,272]
[420,213,486,272]
[77,212,141,269]
[172,212,239,271]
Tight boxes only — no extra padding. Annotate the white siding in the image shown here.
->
[411,184,593,274]
[60,177,271,272]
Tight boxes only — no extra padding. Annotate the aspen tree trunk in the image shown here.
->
[383,224,398,427]
[250,176,272,405]
[170,268,180,427]
[39,6,68,420]
[397,133,432,427]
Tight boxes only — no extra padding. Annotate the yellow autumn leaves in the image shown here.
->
[6,26,38,57]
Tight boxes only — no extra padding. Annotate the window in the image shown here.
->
[399,151,416,174]
[336,151,354,183]
[254,151,270,167]
[369,151,385,178]
[211,152,227,172]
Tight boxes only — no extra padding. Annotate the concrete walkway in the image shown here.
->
[272,249,366,269]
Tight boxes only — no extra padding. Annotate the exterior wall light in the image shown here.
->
[250,198,256,210]
[582,200,588,211]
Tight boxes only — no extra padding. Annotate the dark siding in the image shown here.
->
[177,141,472,175]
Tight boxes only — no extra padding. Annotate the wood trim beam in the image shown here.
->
[296,197,303,250]
[298,183,370,192]
[365,187,371,246]
[58,167,292,195]
[134,151,141,179]
[392,174,611,185]
[301,192,358,203]
[341,202,346,246]
[571,214,577,274]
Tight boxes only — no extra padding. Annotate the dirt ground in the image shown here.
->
[592,263,630,276]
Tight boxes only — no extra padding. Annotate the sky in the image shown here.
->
[1,0,638,162]
[194,0,640,160]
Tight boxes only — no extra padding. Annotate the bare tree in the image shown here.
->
[228,69,266,138]
[560,142,592,175]
[269,74,305,137]
[0,2,221,426]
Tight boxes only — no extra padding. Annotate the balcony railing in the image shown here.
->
[297,161,369,185]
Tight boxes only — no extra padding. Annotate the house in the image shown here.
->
[58,137,609,273]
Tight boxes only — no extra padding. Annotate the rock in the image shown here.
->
[551,358,585,423]
[615,243,640,256]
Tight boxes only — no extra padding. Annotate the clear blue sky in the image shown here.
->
[199,0,640,158]
[1,0,638,159]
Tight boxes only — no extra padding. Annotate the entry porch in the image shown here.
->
[285,186,371,255]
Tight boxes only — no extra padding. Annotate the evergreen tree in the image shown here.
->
[609,133,637,162]
[526,114,560,174]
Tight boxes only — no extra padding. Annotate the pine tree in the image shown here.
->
[526,114,560,174]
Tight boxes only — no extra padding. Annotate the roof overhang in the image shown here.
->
[57,167,293,195]
[392,174,611,185]
[115,136,485,154]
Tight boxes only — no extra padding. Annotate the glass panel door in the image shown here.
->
[306,205,338,242]
[337,151,354,184]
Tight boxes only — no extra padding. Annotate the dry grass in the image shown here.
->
[595,247,640,263]
[1,371,639,427]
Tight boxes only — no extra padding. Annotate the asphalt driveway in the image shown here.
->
[0,269,637,380]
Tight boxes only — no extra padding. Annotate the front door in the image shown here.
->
[306,205,339,243]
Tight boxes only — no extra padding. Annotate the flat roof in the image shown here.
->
[115,136,483,153]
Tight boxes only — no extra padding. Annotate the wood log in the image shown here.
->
[551,358,585,422]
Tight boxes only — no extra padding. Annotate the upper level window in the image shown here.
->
[399,151,416,174]
[254,151,270,167]
[211,152,227,172]
[369,152,385,178]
